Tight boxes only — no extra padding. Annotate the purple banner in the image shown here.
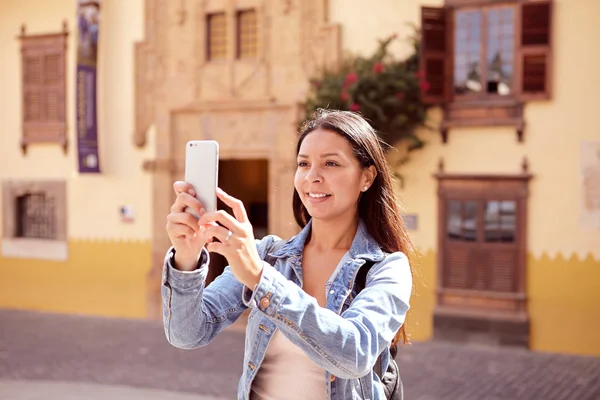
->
[76,0,101,173]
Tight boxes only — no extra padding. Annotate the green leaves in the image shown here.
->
[303,33,428,153]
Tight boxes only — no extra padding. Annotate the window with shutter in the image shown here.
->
[436,171,530,319]
[422,0,553,143]
[18,24,68,154]
[237,10,258,59]
[442,198,521,293]
[207,13,227,61]
[200,7,263,66]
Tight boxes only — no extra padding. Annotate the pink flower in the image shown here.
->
[396,92,405,100]
[343,72,359,87]
[350,103,360,112]
[420,80,431,92]
[313,80,322,89]
[340,91,350,101]
[373,62,384,74]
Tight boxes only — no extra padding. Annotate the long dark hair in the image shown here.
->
[293,109,415,345]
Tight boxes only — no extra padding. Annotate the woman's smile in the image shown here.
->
[307,192,332,204]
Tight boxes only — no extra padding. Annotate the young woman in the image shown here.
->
[163,109,413,399]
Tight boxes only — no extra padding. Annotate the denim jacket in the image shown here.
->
[161,220,412,399]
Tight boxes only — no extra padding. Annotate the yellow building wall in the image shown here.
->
[0,0,154,318]
[330,0,600,355]
[1,240,151,318]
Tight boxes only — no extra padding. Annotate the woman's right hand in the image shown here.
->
[165,181,212,271]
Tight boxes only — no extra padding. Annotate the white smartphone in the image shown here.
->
[184,140,219,219]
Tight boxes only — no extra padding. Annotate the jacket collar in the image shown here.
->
[270,219,385,262]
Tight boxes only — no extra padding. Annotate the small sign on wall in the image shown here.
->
[580,140,600,230]
[120,205,135,223]
[402,214,418,231]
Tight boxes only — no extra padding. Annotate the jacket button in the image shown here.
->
[260,297,270,309]
[329,374,336,382]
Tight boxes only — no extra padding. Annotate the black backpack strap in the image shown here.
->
[354,260,373,295]
[354,261,385,378]
[354,260,401,382]
[355,260,403,399]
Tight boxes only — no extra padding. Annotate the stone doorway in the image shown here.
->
[206,158,270,285]
[144,105,300,319]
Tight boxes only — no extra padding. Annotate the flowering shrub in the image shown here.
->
[304,34,430,152]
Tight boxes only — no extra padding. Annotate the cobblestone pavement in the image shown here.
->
[1,309,599,400]
[0,380,223,400]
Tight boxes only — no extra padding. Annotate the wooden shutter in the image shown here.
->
[20,28,68,153]
[237,10,258,59]
[487,248,517,292]
[470,248,489,291]
[468,247,518,292]
[207,13,227,60]
[420,7,450,104]
[444,245,470,289]
[42,52,65,125]
[23,54,43,124]
[517,0,553,100]
[445,247,518,292]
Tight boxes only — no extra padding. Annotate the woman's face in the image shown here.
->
[294,129,375,223]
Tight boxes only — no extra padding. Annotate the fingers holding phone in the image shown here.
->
[166,181,210,271]
[165,141,220,271]
[173,181,196,200]
[198,188,264,288]
[172,189,203,217]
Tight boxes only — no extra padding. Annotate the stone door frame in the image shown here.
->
[144,101,301,319]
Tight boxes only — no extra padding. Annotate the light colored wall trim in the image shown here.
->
[2,238,68,261]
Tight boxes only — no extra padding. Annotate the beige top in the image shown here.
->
[250,329,327,400]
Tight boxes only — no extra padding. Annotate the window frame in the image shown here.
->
[206,12,228,61]
[2,180,67,261]
[236,9,258,59]
[451,4,519,102]
[420,0,553,143]
[203,6,261,64]
[16,193,58,239]
[435,171,531,317]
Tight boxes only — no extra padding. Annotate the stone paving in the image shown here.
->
[1,309,599,399]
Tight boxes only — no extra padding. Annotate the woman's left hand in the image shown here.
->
[199,188,264,289]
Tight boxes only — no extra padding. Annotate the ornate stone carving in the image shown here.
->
[142,158,176,173]
[137,0,331,317]
[171,105,294,158]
